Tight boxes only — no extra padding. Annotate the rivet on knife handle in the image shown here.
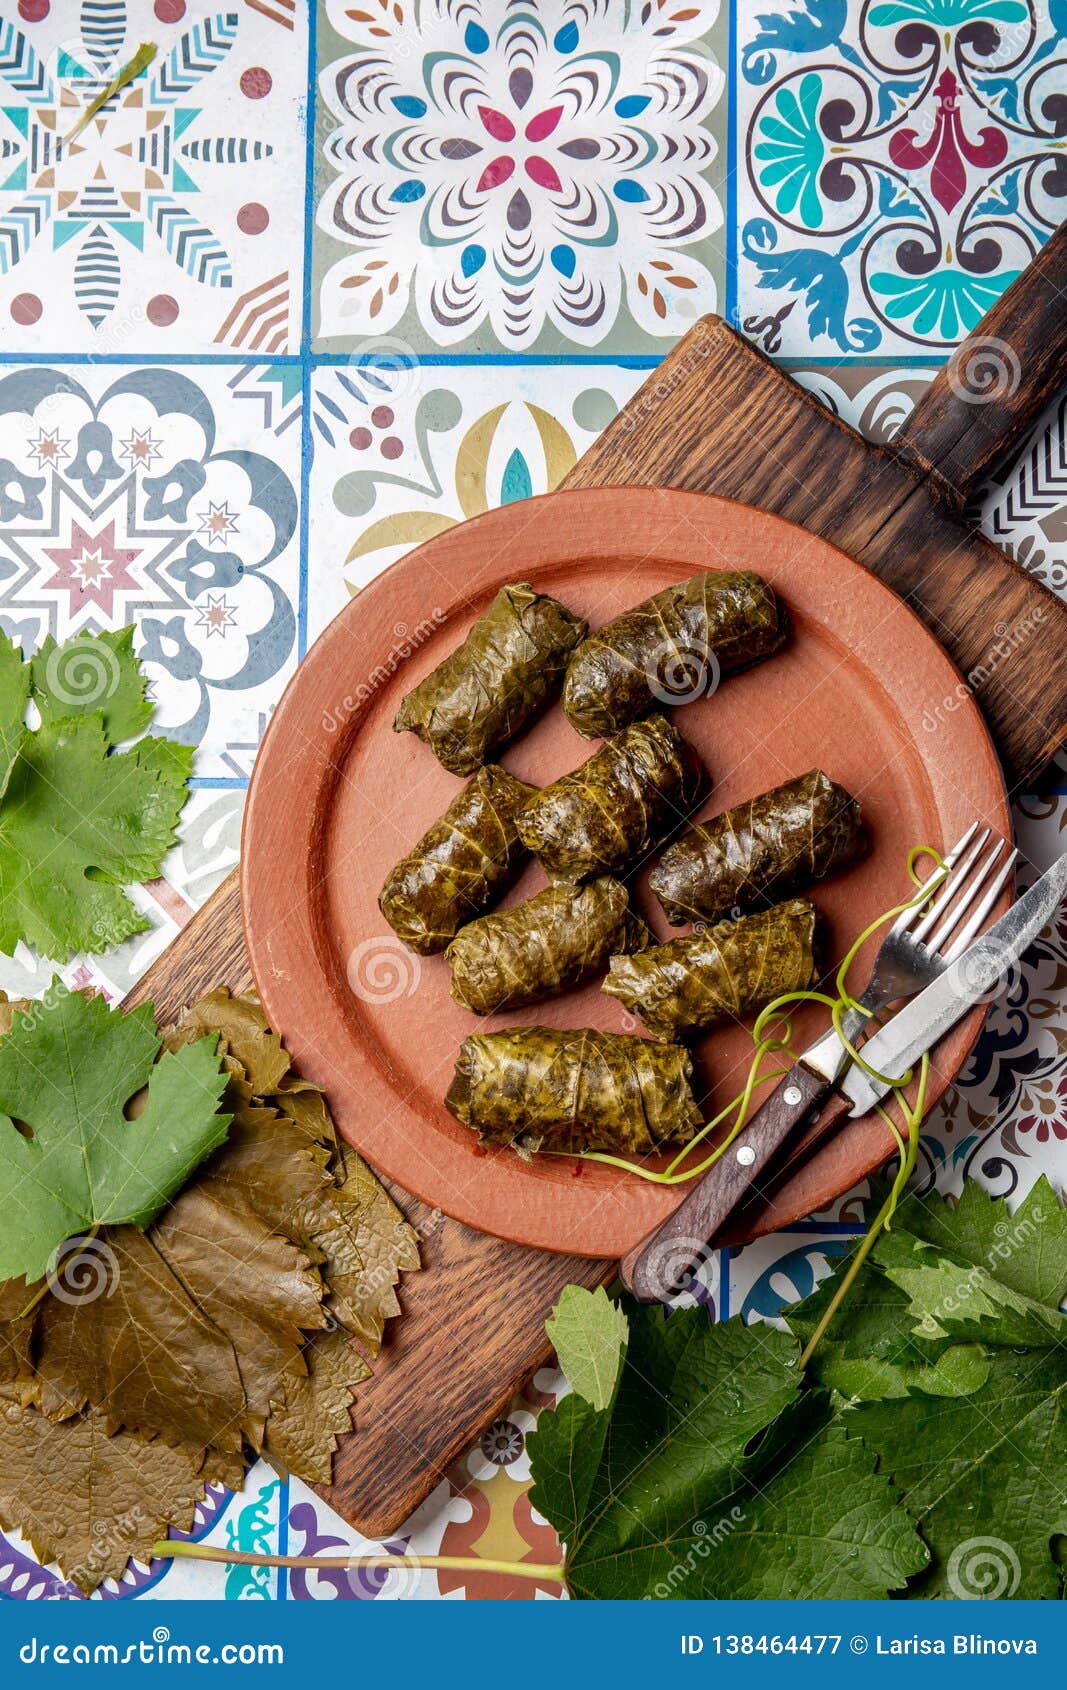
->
[619,1060,835,1303]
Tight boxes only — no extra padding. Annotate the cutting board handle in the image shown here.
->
[894,219,1067,508]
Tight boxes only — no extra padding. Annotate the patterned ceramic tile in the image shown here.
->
[734,0,1066,358]
[791,362,935,438]
[312,0,728,353]
[2,0,1067,1610]
[0,360,302,778]
[725,1229,859,1326]
[0,0,306,352]
[981,389,1067,599]
[306,359,646,636]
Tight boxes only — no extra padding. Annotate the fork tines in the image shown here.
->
[897,823,1018,963]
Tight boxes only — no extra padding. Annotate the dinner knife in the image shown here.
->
[620,848,1067,1302]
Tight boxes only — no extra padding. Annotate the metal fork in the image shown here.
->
[802,820,1018,1082]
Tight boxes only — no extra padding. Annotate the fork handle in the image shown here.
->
[619,1063,851,1303]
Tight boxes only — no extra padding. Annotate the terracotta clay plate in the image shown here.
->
[242,487,1010,1258]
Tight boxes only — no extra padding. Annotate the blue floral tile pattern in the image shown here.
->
[0,1,306,352]
[313,0,729,351]
[735,0,1066,356]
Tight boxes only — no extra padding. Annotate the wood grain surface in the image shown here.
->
[120,239,1067,1537]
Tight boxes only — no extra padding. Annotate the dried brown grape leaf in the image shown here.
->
[34,1227,245,1453]
[0,992,29,1037]
[0,987,418,1591]
[273,1081,336,1150]
[322,1144,420,1353]
[0,1390,220,1595]
[167,988,290,1095]
[173,996,419,1356]
[263,1329,371,1485]
[198,1105,336,1235]
[151,1182,328,1449]
[0,1277,33,1396]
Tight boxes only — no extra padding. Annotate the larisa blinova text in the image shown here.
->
[875,1637,1038,1655]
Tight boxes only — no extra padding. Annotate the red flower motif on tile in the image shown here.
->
[888,70,1008,215]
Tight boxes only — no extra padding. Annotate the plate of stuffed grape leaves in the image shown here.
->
[242,487,1009,1256]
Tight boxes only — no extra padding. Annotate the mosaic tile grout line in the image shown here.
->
[725,0,738,332]
[0,352,959,369]
[295,0,319,664]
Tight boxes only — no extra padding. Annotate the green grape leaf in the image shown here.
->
[30,627,152,744]
[0,986,231,1283]
[893,1176,1067,1309]
[0,637,30,800]
[873,1227,1067,1350]
[546,1284,628,1411]
[848,1347,1067,1599]
[528,1302,927,1600]
[0,629,192,962]
[0,713,192,961]
[788,1178,1067,1399]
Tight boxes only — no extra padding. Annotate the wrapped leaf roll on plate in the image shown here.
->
[446,878,649,1014]
[651,769,863,926]
[379,764,536,955]
[562,570,785,738]
[516,714,704,882]
[445,1027,702,1156]
[393,582,586,775]
[603,898,819,1040]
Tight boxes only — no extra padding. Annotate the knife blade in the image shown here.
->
[841,848,1067,1117]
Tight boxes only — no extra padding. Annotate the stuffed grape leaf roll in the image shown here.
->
[650,769,863,926]
[603,898,819,1040]
[446,878,649,1015]
[393,582,586,775]
[379,764,537,955]
[516,715,705,883]
[444,1027,702,1156]
[562,570,785,739]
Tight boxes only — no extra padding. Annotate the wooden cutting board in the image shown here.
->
[123,224,1067,1538]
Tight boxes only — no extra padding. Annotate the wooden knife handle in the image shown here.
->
[619,1063,849,1303]
[894,219,1067,509]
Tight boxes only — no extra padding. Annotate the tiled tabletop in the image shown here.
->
[0,0,1064,1601]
